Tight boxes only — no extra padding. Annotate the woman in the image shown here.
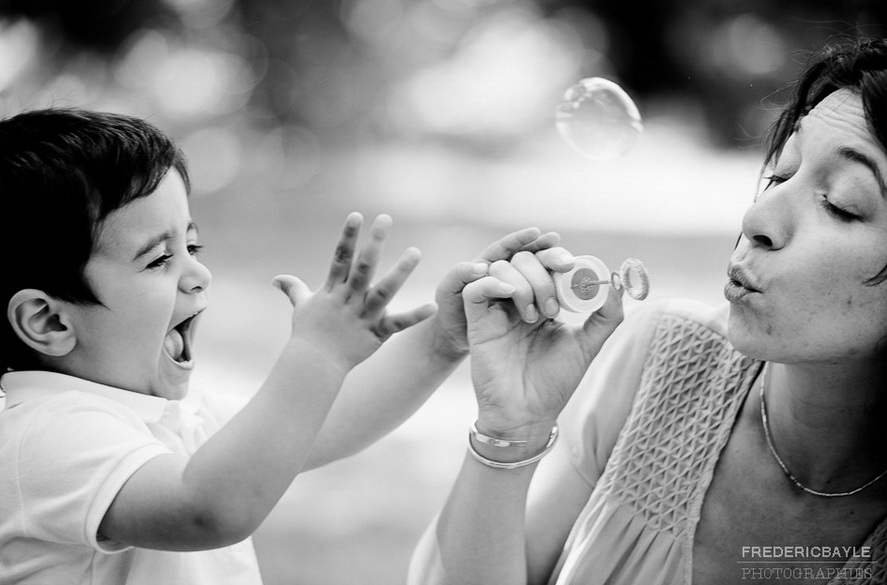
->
[409,37,887,585]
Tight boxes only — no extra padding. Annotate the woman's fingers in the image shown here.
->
[579,286,625,353]
[461,276,516,321]
[325,212,363,288]
[489,259,539,322]
[364,246,422,316]
[462,277,516,303]
[534,246,575,273]
[507,251,560,319]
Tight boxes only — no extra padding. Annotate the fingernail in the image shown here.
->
[558,252,575,264]
[544,298,559,317]
[472,262,488,276]
[525,304,538,323]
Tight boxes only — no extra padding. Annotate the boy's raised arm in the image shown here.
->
[98,213,434,551]
[304,228,571,469]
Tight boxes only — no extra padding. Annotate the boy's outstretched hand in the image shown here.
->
[272,212,436,370]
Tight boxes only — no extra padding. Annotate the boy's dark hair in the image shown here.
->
[1,108,190,372]
[764,36,887,285]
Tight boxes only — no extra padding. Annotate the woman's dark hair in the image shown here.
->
[763,36,887,285]
[0,108,190,372]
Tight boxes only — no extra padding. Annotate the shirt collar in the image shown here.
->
[0,370,170,422]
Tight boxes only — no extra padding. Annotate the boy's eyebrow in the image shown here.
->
[836,146,887,199]
[133,230,175,261]
[132,222,198,261]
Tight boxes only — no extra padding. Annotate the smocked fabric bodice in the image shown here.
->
[550,302,887,585]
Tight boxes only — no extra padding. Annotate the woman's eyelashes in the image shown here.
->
[818,195,859,221]
[762,171,860,222]
[763,173,789,189]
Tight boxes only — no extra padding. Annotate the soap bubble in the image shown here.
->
[556,77,643,161]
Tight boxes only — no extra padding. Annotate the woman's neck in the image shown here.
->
[764,360,887,493]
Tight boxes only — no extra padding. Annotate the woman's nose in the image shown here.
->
[180,256,212,293]
[740,185,791,251]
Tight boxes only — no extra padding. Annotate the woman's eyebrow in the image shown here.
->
[836,145,887,199]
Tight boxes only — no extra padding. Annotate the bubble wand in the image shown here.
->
[554,77,650,312]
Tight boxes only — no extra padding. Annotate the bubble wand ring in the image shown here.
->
[554,256,650,313]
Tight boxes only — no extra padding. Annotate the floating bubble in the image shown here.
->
[555,77,643,161]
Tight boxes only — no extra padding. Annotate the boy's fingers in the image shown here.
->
[489,259,537,323]
[519,231,561,254]
[326,212,363,288]
[439,261,489,296]
[510,251,560,319]
[375,303,437,339]
[364,246,421,316]
[271,275,312,307]
[348,214,391,293]
[475,227,542,263]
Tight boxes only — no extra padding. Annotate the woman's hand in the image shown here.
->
[462,251,624,437]
[272,212,436,371]
[430,228,572,358]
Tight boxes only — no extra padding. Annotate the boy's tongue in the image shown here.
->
[164,328,185,362]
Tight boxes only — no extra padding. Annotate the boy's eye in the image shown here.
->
[147,253,173,270]
[188,244,203,256]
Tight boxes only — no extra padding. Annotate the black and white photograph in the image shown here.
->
[1,1,885,584]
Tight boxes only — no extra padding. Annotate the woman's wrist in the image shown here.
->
[471,417,558,464]
[475,416,557,442]
[468,420,559,468]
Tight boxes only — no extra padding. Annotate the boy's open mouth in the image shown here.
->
[164,313,198,365]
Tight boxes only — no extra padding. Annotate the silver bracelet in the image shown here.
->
[467,425,559,470]
[469,420,529,448]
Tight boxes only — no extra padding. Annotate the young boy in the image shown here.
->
[0,108,566,584]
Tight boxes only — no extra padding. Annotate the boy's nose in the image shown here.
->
[181,257,212,293]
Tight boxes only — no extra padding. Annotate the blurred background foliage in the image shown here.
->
[1,2,884,584]
[3,0,884,181]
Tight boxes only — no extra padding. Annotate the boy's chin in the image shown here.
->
[155,383,190,401]
[154,365,193,400]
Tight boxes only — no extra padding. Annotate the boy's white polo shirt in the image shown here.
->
[0,370,263,585]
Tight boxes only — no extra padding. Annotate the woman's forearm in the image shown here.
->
[411,430,554,585]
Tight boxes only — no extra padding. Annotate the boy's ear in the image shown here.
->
[7,289,77,357]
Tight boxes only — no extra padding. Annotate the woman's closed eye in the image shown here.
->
[762,173,790,189]
[818,194,859,221]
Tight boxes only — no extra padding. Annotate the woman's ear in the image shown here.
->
[7,289,77,357]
